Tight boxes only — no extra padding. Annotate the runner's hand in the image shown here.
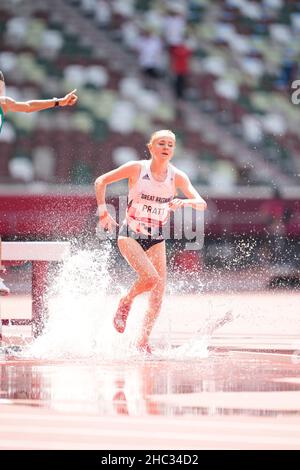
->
[169,198,184,211]
[98,212,118,232]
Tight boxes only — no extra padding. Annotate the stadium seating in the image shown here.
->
[0,0,299,190]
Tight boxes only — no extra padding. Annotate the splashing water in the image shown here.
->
[25,241,237,362]
[28,243,140,360]
[154,337,210,360]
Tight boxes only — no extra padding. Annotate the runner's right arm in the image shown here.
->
[94,161,141,230]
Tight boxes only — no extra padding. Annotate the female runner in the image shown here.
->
[95,129,207,353]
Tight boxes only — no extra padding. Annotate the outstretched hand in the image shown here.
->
[59,89,78,107]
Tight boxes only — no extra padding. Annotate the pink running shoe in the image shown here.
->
[113,298,131,333]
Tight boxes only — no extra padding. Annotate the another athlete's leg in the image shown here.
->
[0,277,10,296]
[0,237,9,296]
[136,241,166,350]
[114,237,160,333]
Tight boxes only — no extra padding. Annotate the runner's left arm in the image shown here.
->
[171,170,207,211]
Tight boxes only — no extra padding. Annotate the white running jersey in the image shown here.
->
[126,160,175,235]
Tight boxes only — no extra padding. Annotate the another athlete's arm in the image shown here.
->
[171,170,207,211]
[0,89,77,113]
[95,161,141,230]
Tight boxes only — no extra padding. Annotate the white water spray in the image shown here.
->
[29,243,139,360]
[26,242,237,362]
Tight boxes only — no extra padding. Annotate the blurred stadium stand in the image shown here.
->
[0,0,299,187]
[0,0,299,287]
